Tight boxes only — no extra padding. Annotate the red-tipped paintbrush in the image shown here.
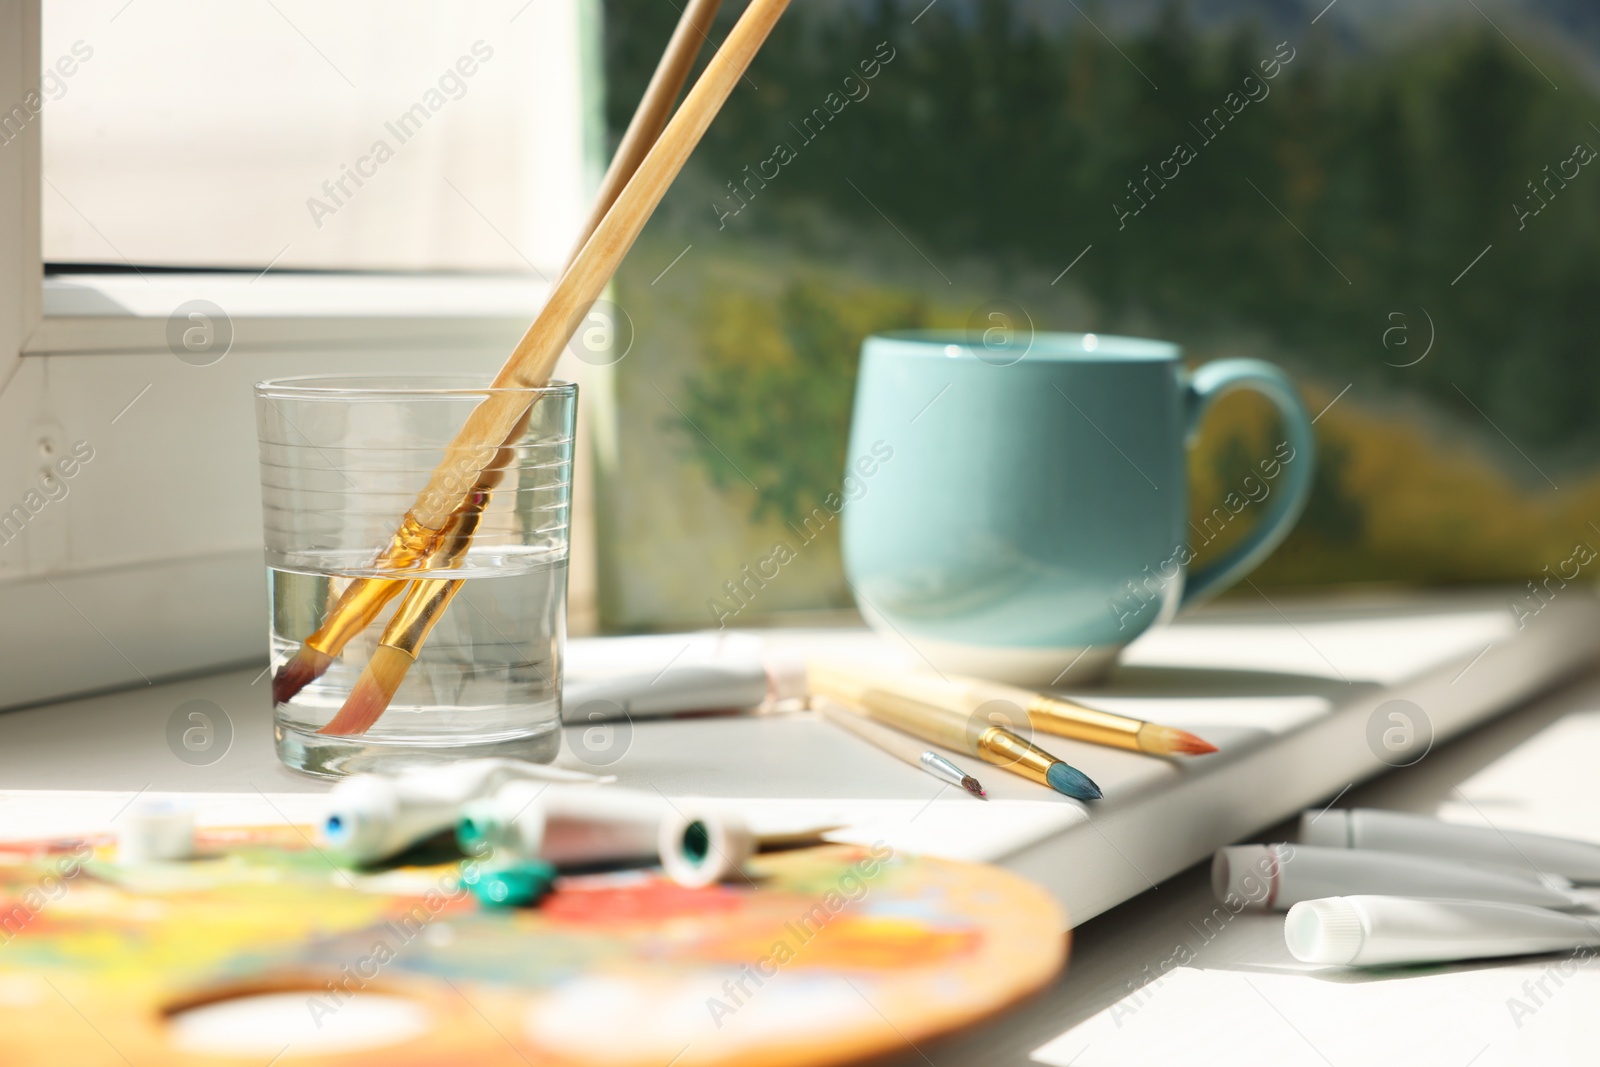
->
[810,665,1220,758]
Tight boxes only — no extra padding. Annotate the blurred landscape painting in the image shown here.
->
[594,0,1600,630]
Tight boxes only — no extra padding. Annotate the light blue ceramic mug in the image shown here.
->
[841,331,1315,685]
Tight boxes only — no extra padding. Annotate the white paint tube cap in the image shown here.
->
[1285,895,1600,967]
[659,802,756,888]
[1284,896,1366,965]
[1298,809,1349,848]
[322,775,399,862]
[118,799,195,864]
[1212,845,1281,907]
[764,651,808,706]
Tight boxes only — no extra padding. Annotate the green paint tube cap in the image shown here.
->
[455,800,496,856]
[463,860,558,908]
[455,782,547,859]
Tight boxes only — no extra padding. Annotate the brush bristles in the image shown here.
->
[961,776,986,798]
[1045,761,1102,801]
[271,646,332,705]
[1139,724,1219,756]
[318,646,413,736]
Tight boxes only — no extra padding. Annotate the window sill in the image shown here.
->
[25,272,552,356]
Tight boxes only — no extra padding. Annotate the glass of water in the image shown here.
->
[254,375,575,778]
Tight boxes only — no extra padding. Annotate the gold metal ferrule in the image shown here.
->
[975,726,1056,787]
[1026,696,1142,752]
[381,578,464,657]
[432,489,490,568]
[303,577,406,655]
[303,507,478,656]
[374,493,489,656]
[389,510,447,561]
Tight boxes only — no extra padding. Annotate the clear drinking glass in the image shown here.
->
[254,375,575,777]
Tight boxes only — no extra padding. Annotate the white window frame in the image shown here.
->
[1,0,42,391]
[0,0,606,709]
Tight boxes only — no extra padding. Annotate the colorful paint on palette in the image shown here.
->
[0,829,1065,1066]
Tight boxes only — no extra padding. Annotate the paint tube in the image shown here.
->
[1301,809,1600,882]
[323,758,608,864]
[1214,843,1581,912]
[1285,895,1600,967]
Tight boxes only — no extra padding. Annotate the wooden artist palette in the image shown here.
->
[0,829,1065,1066]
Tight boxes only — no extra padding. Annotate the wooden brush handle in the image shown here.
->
[815,696,935,765]
[449,0,723,515]
[291,0,760,711]
[409,0,789,531]
[321,0,742,588]
[465,0,723,499]
[810,665,976,755]
[855,689,975,756]
[578,0,723,266]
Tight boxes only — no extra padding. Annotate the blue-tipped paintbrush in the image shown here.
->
[808,665,1102,802]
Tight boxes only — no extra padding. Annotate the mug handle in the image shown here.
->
[1179,359,1317,606]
